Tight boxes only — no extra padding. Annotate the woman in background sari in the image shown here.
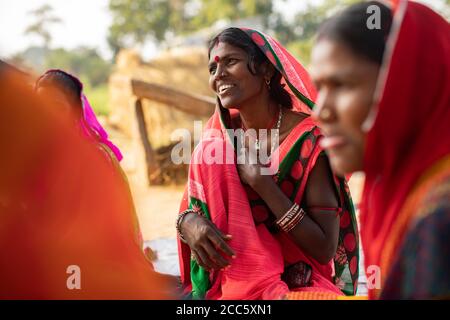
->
[176,27,359,300]
[311,0,450,299]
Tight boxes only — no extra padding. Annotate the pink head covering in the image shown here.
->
[37,69,123,161]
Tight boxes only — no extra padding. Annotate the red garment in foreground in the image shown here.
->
[360,0,450,299]
[0,72,174,299]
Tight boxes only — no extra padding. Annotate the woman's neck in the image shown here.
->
[239,94,278,130]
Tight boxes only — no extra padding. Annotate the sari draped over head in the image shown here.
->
[177,28,359,300]
[37,69,123,162]
[360,0,450,299]
[0,71,174,299]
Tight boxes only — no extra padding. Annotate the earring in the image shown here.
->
[265,79,271,89]
[320,108,332,121]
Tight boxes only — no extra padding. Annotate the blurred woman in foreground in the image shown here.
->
[311,0,450,299]
[0,67,176,299]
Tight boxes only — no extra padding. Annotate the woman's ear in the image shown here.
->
[262,62,275,82]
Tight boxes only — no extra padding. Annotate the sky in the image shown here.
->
[0,0,112,58]
[0,0,447,61]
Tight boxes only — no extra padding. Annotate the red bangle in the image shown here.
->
[275,203,307,233]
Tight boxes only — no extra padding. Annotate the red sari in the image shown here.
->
[360,0,450,299]
[177,28,359,299]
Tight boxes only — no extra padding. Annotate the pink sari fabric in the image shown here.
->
[179,113,343,299]
[189,137,290,299]
[80,94,123,161]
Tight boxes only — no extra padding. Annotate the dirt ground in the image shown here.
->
[131,184,185,241]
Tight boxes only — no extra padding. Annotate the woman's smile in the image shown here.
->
[217,83,236,95]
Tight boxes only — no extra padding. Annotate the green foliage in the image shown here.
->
[191,0,272,29]
[83,83,110,116]
[106,0,366,62]
[108,0,172,46]
[107,0,273,51]
[286,38,315,66]
[277,0,361,66]
[44,47,112,87]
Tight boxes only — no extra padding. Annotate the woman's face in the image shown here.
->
[208,42,266,109]
[310,39,380,176]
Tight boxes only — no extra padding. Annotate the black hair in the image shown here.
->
[208,27,293,109]
[317,1,392,65]
[36,70,83,109]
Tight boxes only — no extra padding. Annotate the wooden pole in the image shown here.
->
[131,79,215,117]
[134,99,159,180]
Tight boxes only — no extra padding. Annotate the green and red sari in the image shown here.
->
[177,28,359,300]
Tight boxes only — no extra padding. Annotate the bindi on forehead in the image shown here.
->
[214,55,220,63]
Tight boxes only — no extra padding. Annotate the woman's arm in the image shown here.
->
[239,155,340,264]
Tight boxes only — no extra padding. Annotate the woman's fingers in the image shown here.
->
[186,214,236,270]
[201,241,230,270]
[207,227,236,258]
[209,222,232,240]
[192,247,215,271]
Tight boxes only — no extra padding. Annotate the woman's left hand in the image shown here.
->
[237,162,268,190]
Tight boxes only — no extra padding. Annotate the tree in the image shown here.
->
[24,4,61,49]
[107,0,274,51]
[191,0,272,29]
[282,0,360,65]
[108,0,172,47]
[107,0,371,63]
[44,47,112,87]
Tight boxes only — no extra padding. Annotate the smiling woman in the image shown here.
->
[176,27,360,300]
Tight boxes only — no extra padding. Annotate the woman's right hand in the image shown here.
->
[180,213,236,271]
